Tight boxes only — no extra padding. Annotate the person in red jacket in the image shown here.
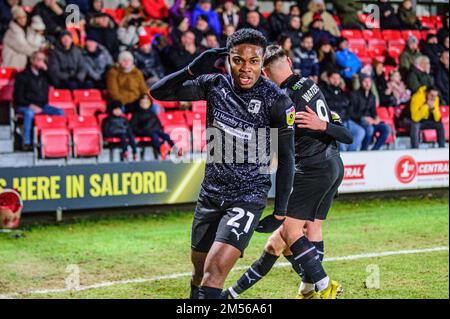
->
[142,0,169,20]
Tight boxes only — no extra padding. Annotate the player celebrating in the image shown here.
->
[223,45,352,299]
[150,30,296,299]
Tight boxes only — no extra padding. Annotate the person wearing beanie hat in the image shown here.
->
[399,34,422,76]
[301,0,340,37]
[336,37,362,87]
[48,29,87,89]
[134,35,165,87]
[106,50,149,113]
[1,6,36,69]
[87,10,120,59]
[309,12,337,49]
[82,30,113,89]
[27,15,47,52]
[31,0,66,44]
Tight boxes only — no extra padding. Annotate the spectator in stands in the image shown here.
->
[387,69,411,106]
[106,51,148,114]
[351,74,391,151]
[301,0,340,37]
[193,14,212,44]
[219,23,235,47]
[239,0,265,26]
[142,0,168,21]
[191,0,221,35]
[435,50,449,105]
[421,33,444,72]
[1,6,35,69]
[170,16,191,48]
[407,55,434,93]
[410,86,446,149]
[241,10,268,38]
[87,12,120,60]
[65,0,90,14]
[437,12,449,45]
[169,0,191,26]
[82,32,113,89]
[397,0,422,30]
[317,39,338,82]
[117,11,144,52]
[336,37,362,87]
[292,33,319,81]
[282,15,302,49]
[216,0,240,29]
[0,0,20,42]
[48,30,86,89]
[131,95,177,159]
[102,100,138,162]
[308,14,337,49]
[378,0,402,30]
[268,0,288,41]
[133,35,165,87]
[31,0,66,44]
[14,51,64,151]
[204,31,219,49]
[399,36,421,77]
[86,0,103,22]
[373,61,397,107]
[278,34,294,61]
[122,0,146,21]
[322,70,365,151]
[289,4,301,17]
[330,0,363,30]
[27,15,47,52]
[166,30,200,73]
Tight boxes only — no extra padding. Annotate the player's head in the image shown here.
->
[226,28,267,89]
[262,44,293,86]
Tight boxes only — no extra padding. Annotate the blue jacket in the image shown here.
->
[336,49,362,79]
[292,48,320,77]
[191,4,221,35]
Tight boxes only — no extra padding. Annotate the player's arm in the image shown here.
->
[150,47,228,101]
[296,106,353,144]
[256,95,296,233]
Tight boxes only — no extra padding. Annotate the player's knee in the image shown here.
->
[202,262,228,287]
[264,236,286,256]
[306,222,323,241]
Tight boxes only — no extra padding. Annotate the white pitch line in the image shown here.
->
[0,246,448,299]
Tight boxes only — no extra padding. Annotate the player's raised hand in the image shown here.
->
[296,106,327,131]
[187,47,229,76]
[255,213,285,233]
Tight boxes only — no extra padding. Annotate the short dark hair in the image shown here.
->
[327,69,341,78]
[226,28,267,51]
[302,32,313,41]
[263,44,287,67]
[426,85,439,93]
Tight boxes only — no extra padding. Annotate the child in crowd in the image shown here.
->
[102,100,138,161]
[131,95,180,159]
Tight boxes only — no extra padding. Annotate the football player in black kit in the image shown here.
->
[222,45,353,299]
[150,31,296,299]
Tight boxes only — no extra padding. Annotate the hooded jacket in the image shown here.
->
[48,40,86,87]
[191,4,222,35]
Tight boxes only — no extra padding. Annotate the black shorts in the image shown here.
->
[287,155,344,221]
[191,195,266,254]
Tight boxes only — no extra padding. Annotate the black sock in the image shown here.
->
[190,281,200,299]
[290,236,327,285]
[230,251,279,297]
[285,255,303,276]
[302,241,325,284]
[198,286,223,299]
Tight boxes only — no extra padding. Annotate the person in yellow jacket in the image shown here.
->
[410,85,446,148]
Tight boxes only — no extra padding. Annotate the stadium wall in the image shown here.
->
[0,148,448,213]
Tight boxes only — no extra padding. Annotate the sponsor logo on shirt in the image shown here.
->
[286,106,296,126]
[248,99,262,114]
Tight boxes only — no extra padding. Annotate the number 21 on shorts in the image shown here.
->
[227,207,255,233]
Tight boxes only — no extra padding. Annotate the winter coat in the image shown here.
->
[31,2,66,37]
[407,66,435,93]
[48,42,86,87]
[387,80,411,105]
[142,0,169,21]
[302,10,340,37]
[410,86,441,123]
[321,83,352,121]
[399,47,422,73]
[397,5,421,29]
[292,48,320,77]
[435,63,449,105]
[102,115,131,137]
[1,21,35,69]
[350,89,378,122]
[378,1,402,30]
[309,28,337,49]
[191,4,221,35]
[118,25,142,51]
[86,24,120,59]
[0,0,12,41]
[106,66,148,105]
[282,27,302,49]
[330,0,362,28]
[216,6,240,28]
[13,66,49,107]
[166,46,200,74]
[83,44,113,82]
[133,48,165,80]
[131,108,163,136]
[336,49,362,79]
[421,43,444,71]
[268,12,288,41]
[27,25,46,52]
[169,0,191,25]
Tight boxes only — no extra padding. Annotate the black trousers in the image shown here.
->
[410,120,446,148]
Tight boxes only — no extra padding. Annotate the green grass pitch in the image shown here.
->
[0,194,448,299]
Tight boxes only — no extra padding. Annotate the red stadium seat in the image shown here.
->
[73,89,103,103]
[34,114,67,135]
[440,106,449,141]
[78,100,107,116]
[40,128,70,158]
[341,30,363,39]
[67,115,98,131]
[159,111,187,127]
[362,29,383,40]
[48,89,76,116]
[185,111,206,129]
[73,127,102,157]
[0,67,17,88]
[192,100,207,113]
[164,125,191,152]
[359,56,373,66]
[418,16,435,29]
[382,30,402,40]
[440,106,449,119]
[432,16,444,29]
[0,84,14,102]
[401,30,422,42]
[192,126,206,152]
[421,129,437,143]
[388,46,404,63]
[368,39,387,56]
[154,100,179,110]
[377,107,396,145]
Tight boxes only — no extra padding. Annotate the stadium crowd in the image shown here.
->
[0,0,448,160]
